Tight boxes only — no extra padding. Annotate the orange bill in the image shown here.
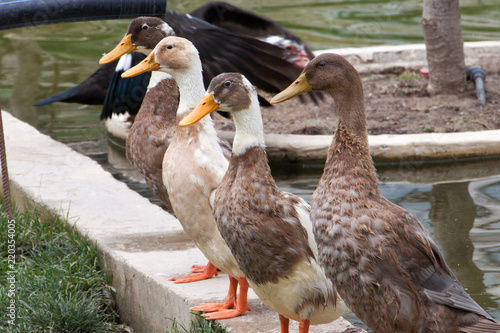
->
[121,53,160,78]
[269,73,312,104]
[180,92,220,126]
[99,34,137,64]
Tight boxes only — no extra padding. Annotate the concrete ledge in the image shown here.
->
[316,41,500,74]
[218,129,500,164]
[1,111,362,332]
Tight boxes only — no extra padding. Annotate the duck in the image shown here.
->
[270,53,500,333]
[34,2,322,117]
[179,72,349,333]
[96,18,220,283]
[122,36,250,320]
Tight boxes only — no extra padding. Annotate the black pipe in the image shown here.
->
[0,0,166,31]
[466,66,486,105]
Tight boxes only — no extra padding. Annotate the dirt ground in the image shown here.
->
[213,71,500,135]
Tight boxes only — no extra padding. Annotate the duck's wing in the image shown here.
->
[396,211,493,321]
[164,11,322,104]
[34,59,116,106]
[100,52,151,119]
[189,1,315,59]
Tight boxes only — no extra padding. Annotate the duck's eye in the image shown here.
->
[142,24,149,30]
[318,61,326,67]
[166,45,173,50]
[224,81,231,87]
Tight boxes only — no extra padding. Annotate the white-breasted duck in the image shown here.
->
[270,53,500,333]
[34,3,322,116]
[122,37,249,320]
[98,19,222,283]
[179,72,349,333]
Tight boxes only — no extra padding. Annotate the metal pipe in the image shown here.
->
[0,0,166,31]
[466,66,486,105]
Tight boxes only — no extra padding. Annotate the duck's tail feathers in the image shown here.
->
[460,317,500,333]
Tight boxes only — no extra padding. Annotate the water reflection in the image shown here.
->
[430,182,497,309]
[8,38,43,127]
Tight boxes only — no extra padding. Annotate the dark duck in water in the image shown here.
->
[34,2,321,118]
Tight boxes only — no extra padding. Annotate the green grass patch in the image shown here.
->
[166,316,226,333]
[0,203,226,333]
[399,70,421,81]
[0,204,116,332]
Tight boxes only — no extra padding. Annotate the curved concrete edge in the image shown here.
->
[218,129,500,164]
[316,41,500,74]
[103,40,500,165]
[1,110,364,333]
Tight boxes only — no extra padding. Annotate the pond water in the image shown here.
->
[0,0,499,330]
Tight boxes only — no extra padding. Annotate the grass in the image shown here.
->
[399,70,422,81]
[166,316,226,333]
[0,202,226,333]
[0,204,116,332]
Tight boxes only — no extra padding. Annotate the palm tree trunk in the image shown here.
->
[422,0,466,95]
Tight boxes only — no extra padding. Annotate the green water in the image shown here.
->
[1,0,499,140]
[0,0,499,330]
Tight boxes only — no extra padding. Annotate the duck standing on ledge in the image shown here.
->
[100,17,222,283]
[122,37,250,320]
[270,53,500,333]
[179,72,348,333]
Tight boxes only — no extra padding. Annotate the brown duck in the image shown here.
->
[270,53,500,333]
[180,72,348,333]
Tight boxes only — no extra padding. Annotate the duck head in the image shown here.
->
[179,72,264,155]
[270,53,362,103]
[121,36,201,79]
[271,53,367,140]
[99,17,175,64]
[260,36,310,68]
[180,72,257,126]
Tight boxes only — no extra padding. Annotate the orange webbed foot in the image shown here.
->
[190,264,213,273]
[202,308,246,320]
[168,262,218,284]
[191,275,238,313]
[203,278,251,321]
[191,302,233,313]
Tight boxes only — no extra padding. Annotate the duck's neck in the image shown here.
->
[329,74,368,147]
[147,71,172,91]
[171,65,205,117]
[324,76,379,193]
[231,96,265,156]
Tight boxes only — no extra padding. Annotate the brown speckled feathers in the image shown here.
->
[272,53,500,333]
[126,77,178,210]
[214,146,314,285]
